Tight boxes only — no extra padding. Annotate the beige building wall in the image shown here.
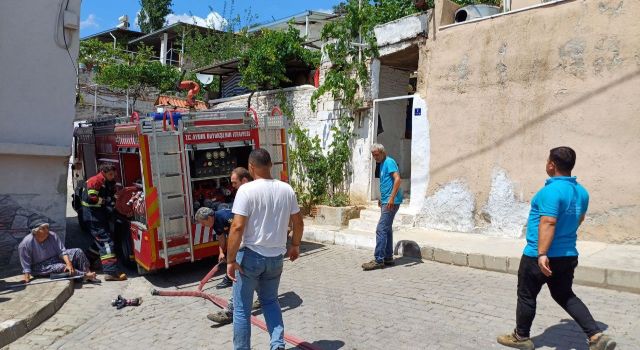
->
[417,0,640,243]
[0,0,81,274]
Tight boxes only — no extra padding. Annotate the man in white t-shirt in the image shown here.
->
[226,148,304,350]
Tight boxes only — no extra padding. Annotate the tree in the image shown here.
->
[138,0,173,33]
[93,45,181,110]
[238,26,320,91]
[79,39,124,71]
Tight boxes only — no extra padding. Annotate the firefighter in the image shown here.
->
[81,163,127,281]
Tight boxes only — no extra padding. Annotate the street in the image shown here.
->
[4,240,639,349]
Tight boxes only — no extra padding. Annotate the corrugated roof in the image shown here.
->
[155,95,208,110]
[247,10,338,33]
[128,22,220,46]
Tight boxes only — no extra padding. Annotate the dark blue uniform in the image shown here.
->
[214,209,234,239]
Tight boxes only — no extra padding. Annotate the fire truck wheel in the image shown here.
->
[114,218,136,269]
[117,234,136,269]
[77,214,89,233]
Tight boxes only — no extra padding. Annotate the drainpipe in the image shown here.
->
[358,0,362,63]
[160,32,168,65]
[180,27,185,66]
[109,32,117,49]
[305,14,309,38]
[94,85,97,119]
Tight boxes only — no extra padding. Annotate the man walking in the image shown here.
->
[362,143,402,271]
[497,147,616,350]
[226,148,304,350]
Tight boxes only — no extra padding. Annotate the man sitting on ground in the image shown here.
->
[19,221,97,283]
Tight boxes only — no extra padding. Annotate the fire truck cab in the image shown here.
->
[72,107,289,273]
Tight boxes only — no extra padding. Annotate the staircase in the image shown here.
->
[347,204,415,233]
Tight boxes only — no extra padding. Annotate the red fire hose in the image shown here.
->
[151,262,321,350]
[178,80,200,108]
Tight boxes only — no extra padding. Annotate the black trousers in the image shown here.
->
[516,255,601,338]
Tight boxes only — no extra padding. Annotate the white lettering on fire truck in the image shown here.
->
[185,130,251,142]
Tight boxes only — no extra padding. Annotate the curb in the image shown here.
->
[0,280,74,348]
[303,225,640,294]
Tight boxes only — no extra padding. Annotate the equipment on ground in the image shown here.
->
[111,295,142,309]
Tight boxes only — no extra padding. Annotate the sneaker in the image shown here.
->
[497,332,534,350]
[589,334,616,350]
[362,260,384,271]
[252,299,261,310]
[216,275,233,289]
[207,310,232,325]
[383,258,395,266]
[104,272,127,281]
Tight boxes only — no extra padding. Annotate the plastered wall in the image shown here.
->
[418,0,640,243]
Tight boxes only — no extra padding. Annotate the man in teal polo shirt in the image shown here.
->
[498,147,616,350]
[362,143,403,271]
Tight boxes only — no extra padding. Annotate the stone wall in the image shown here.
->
[417,0,640,242]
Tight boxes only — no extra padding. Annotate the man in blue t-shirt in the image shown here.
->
[498,147,616,350]
[362,143,403,271]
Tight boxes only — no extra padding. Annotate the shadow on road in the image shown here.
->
[531,319,608,350]
[391,256,423,268]
[250,291,304,316]
[290,340,345,350]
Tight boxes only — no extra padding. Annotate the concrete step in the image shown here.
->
[358,209,415,225]
[348,218,402,232]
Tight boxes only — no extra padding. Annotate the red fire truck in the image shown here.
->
[72,107,289,273]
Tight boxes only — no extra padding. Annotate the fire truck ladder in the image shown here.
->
[149,112,194,268]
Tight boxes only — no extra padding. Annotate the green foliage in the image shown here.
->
[93,45,181,109]
[371,0,423,24]
[311,0,421,111]
[182,3,256,70]
[79,39,124,70]
[238,26,320,91]
[138,0,173,33]
[279,93,354,209]
[311,0,379,111]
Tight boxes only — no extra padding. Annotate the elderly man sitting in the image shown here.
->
[18,221,97,283]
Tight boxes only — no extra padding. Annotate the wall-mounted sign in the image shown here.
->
[414,108,422,116]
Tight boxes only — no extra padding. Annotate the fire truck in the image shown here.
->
[71,107,289,273]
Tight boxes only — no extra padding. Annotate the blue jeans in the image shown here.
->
[375,204,399,263]
[232,248,284,350]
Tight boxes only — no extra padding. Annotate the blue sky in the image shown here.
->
[80,0,342,37]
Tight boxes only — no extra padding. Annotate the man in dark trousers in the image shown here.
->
[362,143,402,271]
[81,163,126,281]
[497,147,616,350]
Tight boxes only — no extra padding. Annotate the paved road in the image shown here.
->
[4,238,639,350]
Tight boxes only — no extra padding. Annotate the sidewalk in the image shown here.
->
[0,276,73,348]
[303,221,640,294]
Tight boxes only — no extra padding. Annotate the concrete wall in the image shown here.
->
[0,0,81,273]
[417,0,640,243]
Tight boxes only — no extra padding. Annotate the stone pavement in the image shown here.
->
[0,276,73,348]
[303,221,640,293]
[4,243,640,350]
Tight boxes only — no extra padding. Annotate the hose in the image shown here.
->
[151,262,321,350]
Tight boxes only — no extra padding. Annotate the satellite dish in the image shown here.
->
[196,73,214,85]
